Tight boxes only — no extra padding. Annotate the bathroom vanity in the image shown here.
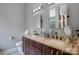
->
[22,35,79,55]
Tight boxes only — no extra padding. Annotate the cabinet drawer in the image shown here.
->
[28,46,36,55]
[33,41,42,50]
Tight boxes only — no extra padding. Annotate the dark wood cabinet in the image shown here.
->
[22,37,28,54]
[34,48,42,55]
[22,37,42,55]
[42,45,52,55]
[22,36,71,55]
[42,45,60,55]
[28,39,35,55]
[33,41,42,50]
[33,41,42,55]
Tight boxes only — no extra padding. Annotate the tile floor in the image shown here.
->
[0,47,23,55]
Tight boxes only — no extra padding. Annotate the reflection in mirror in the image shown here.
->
[33,14,41,28]
[49,8,56,29]
[59,4,67,28]
[49,8,57,28]
[33,14,43,29]
[48,4,68,29]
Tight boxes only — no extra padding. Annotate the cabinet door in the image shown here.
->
[33,41,42,50]
[28,39,35,55]
[45,46,53,55]
[42,45,53,55]
[42,45,59,55]
[34,48,42,55]
[33,41,42,55]
[41,45,46,55]
[28,46,35,55]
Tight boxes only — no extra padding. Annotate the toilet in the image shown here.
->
[16,41,24,55]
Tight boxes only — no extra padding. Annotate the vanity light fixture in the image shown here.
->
[48,3,52,5]
[48,3,54,6]
[33,6,42,13]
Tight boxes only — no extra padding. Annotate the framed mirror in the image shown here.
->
[48,4,67,29]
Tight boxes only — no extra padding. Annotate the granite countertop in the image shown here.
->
[23,35,79,55]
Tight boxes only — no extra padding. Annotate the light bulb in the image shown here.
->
[33,10,35,12]
[38,6,41,9]
[48,3,52,5]
[36,8,38,11]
